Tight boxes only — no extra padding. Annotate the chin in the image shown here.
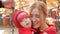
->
[33,26,39,29]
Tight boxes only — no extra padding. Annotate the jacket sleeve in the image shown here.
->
[47,26,57,34]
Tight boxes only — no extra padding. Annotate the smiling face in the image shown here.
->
[20,18,32,28]
[30,1,47,29]
[30,8,41,29]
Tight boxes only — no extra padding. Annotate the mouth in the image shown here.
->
[33,24,37,27]
[33,23,39,27]
[26,23,29,25]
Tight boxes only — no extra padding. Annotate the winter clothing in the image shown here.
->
[40,25,57,34]
[12,10,35,34]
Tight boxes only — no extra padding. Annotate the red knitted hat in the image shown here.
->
[12,10,29,28]
[17,11,29,23]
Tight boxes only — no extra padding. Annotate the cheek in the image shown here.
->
[37,18,40,20]
[36,18,40,23]
[37,19,41,27]
[35,18,40,25]
[33,18,40,25]
[31,17,40,24]
[20,21,26,27]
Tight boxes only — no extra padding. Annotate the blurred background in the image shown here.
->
[0,0,60,34]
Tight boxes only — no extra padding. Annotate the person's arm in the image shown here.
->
[46,26,57,34]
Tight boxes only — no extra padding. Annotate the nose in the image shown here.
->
[32,17,36,22]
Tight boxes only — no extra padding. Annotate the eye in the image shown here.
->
[36,15,40,18]
[23,19,27,22]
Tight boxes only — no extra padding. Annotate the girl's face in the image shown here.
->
[20,18,32,28]
[30,8,40,29]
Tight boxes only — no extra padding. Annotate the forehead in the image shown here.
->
[31,8,40,15]
[23,18,30,21]
[22,18,31,22]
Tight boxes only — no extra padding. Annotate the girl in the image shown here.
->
[30,1,57,34]
[12,10,35,34]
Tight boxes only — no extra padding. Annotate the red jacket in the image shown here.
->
[18,28,35,34]
[40,25,57,34]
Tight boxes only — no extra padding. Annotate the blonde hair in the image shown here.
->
[30,1,47,17]
[30,1,48,28]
